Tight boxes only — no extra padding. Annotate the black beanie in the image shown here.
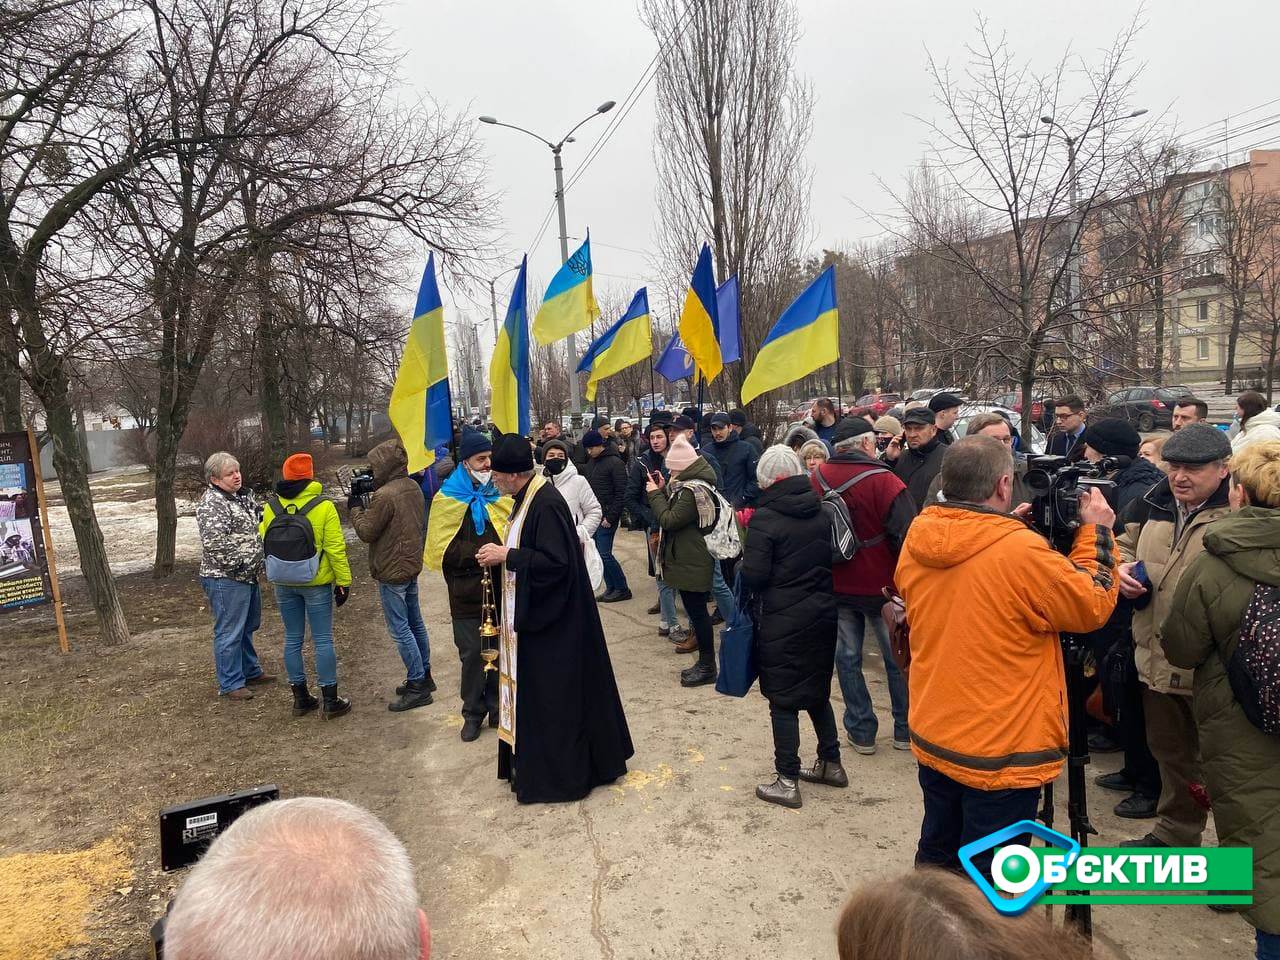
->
[1082,418,1141,459]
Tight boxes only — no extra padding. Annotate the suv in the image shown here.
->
[1088,385,1195,432]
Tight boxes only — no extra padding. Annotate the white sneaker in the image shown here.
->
[848,736,876,756]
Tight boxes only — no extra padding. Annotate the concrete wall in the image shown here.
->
[39,429,144,479]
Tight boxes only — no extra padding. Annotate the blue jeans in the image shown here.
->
[200,577,262,693]
[711,561,736,621]
[379,579,430,681]
[836,605,909,745]
[593,523,629,593]
[275,584,338,688]
[657,576,680,629]
[1258,931,1280,960]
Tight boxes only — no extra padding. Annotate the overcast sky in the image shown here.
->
[385,0,1280,347]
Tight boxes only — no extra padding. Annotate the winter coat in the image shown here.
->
[646,456,717,592]
[811,453,916,608]
[893,435,947,510]
[259,479,351,587]
[895,504,1119,790]
[1110,456,1167,520]
[711,433,760,508]
[615,434,638,465]
[549,460,602,543]
[624,447,667,531]
[926,456,1034,509]
[1117,476,1231,695]
[1162,507,1280,934]
[737,423,764,456]
[739,475,836,710]
[1232,408,1280,455]
[580,445,628,526]
[196,485,263,583]
[350,439,426,584]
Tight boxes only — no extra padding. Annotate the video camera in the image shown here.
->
[1024,454,1126,552]
[350,467,375,500]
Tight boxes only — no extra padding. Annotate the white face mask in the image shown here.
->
[470,469,492,486]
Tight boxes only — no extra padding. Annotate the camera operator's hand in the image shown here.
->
[1011,502,1033,520]
[334,585,349,607]
[1078,487,1116,530]
[1117,562,1148,599]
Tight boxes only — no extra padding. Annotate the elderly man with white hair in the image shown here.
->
[163,797,431,960]
[195,451,273,701]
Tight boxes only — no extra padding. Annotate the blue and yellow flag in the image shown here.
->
[489,257,531,436]
[576,288,653,402]
[678,243,722,383]
[388,253,452,472]
[740,265,839,405]
[532,236,600,345]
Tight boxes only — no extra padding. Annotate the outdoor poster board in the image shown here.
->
[0,429,68,650]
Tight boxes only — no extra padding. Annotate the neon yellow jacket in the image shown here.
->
[259,481,352,587]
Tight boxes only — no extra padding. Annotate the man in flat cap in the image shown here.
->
[927,393,963,445]
[476,434,633,803]
[893,407,948,510]
[1115,423,1233,849]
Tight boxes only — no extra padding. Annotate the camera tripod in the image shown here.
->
[1039,633,1097,942]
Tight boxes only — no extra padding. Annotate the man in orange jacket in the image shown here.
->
[895,436,1120,874]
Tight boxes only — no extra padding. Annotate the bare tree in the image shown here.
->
[1217,164,1280,392]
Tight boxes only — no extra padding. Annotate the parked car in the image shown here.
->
[908,386,964,403]
[1087,385,1194,432]
[993,391,1055,434]
[854,393,903,416]
[954,404,1046,455]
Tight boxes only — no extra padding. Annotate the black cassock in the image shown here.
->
[498,480,634,803]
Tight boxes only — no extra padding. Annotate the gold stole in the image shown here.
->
[497,472,547,749]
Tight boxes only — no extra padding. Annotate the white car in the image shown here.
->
[953,403,1046,455]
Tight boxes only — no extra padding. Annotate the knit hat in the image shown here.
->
[665,435,698,472]
[873,415,903,435]
[902,407,936,427]
[282,453,313,481]
[729,409,747,426]
[591,415,610,430]
[650,409,675,426]
[1082,418,1141,460]
[459,428,491,461]
[832,416,874,443]
[582,430,605,449]
[928,392,963,413]
[757,444,804,490]
[491,434,534,473]
[1162,423,1232,465]
[542,439,570,458]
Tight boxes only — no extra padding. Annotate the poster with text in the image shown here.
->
[0,432,52,610]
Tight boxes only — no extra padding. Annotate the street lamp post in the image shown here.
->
[478,100,616,431]
[487,262,522,342]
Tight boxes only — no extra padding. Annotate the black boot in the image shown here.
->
[680,662,717,687]
[756,775,802,808]
[422,669,437,693]
[320,683,351,720]
[290,682,319,718]
[388,678,433,712]
[460,715,483,742]
[397,670,438,696]
[798,759,849,788]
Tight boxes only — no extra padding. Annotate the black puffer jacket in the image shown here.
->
[1110,457,1166,522]
[893,436,946,510]
[740,475,837,710]
[624,447,667,531]
[581,445,628,526]
[712,433,760,508]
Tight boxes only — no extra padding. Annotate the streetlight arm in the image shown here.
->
[479,118,555,149]
[557,104,614,149]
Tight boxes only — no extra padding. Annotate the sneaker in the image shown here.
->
[221,687,254,701]
[848,736,876,756]
[659,624,672,638]
[668,625,689,644]
[755,775,802,808]
[892,738,912,752]
[1118,832,1168,848]
[1095,771,1137,793]
[679,662,716,687]
[1114,793,1158,820]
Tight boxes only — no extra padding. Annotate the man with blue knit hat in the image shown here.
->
[425,428,512,741]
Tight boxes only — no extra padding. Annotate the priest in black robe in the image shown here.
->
[476,434,633,803]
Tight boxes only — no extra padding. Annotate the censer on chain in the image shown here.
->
[479,565,500,673]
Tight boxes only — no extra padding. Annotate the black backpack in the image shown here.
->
[815,465,887,566]
[1227,583,1280,735]
[263,495,323,584]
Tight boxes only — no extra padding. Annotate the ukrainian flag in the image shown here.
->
[388,253,452,472]
[576,288,652,402]
[532,235,600,345]
[489,257,531,436]
[740,265,839,405]
[678,243,722,383]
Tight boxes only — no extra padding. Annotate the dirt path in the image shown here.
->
[0,529,1258,959]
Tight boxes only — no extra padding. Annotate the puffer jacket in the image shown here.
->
[1233,408,1280,455]
[351,438,425,584]
[740,475,836,710]
[895,504,1118,790]
[580,445,627,526]
[893,435,946,510]
[711,433,759,508]
[549,460,602,543]
[259,480,351,587]
[647,456,717,592]
[1117,476,1231,695]
[1110,456,1167,518]
[1162,507,1280,934]
[196,485,263,583]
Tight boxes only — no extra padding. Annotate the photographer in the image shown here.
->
[1114,423,1232,849]
[349,439,433,713]
[896,436,1119,875]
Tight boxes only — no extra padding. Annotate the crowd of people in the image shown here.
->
[192,386,1280,957]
